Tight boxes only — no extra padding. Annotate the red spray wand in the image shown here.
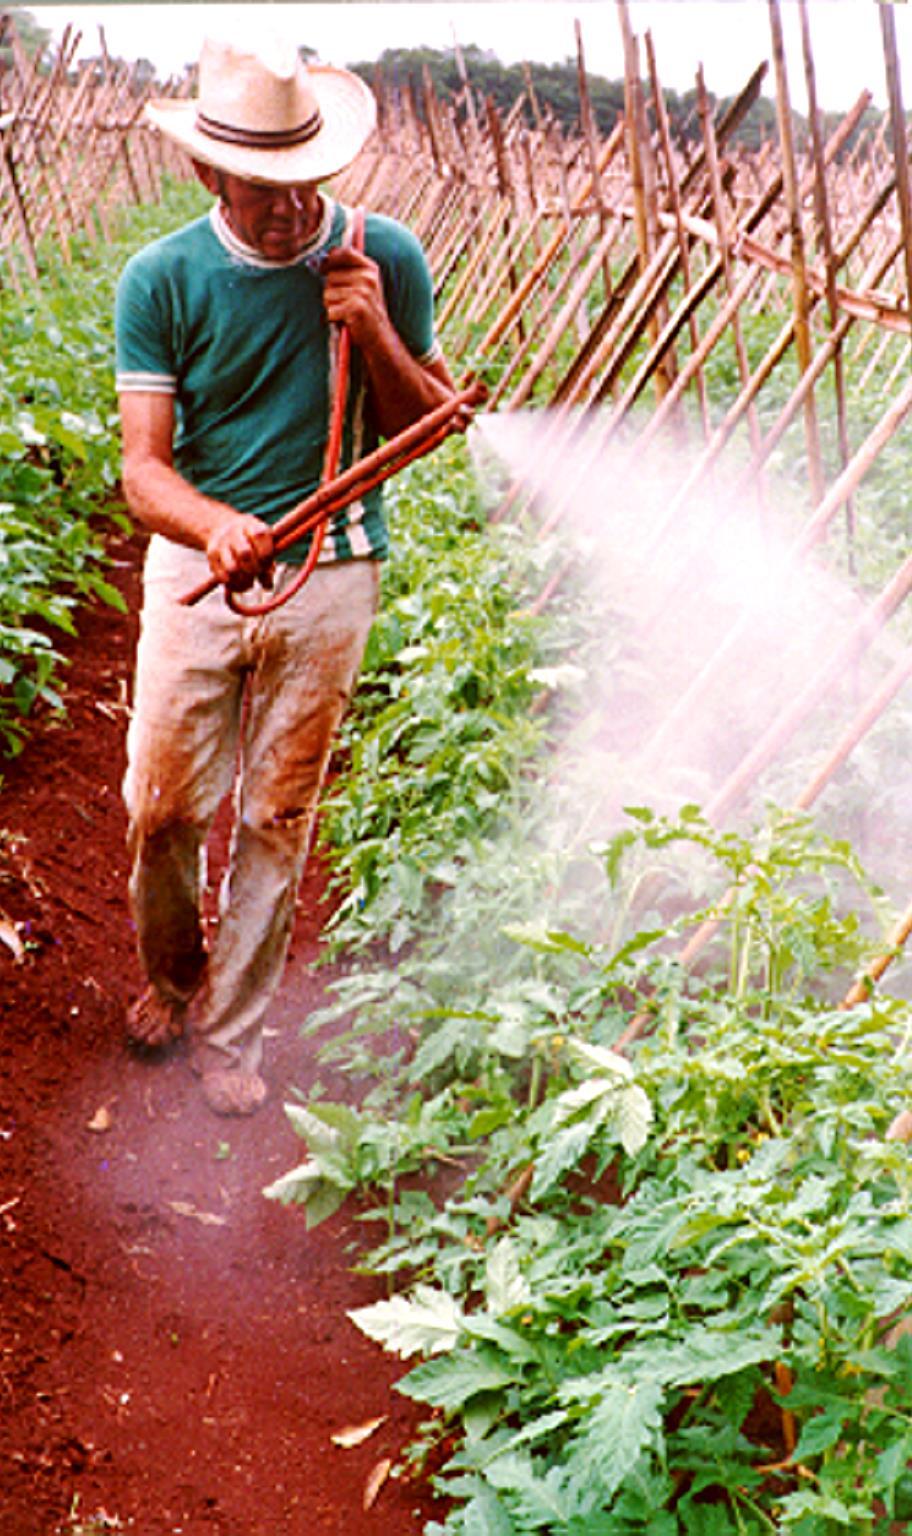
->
[178,379,487,610]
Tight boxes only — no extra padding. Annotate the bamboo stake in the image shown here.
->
[638,367,912,770]
[490,217,616,408]
[520,155,796,541]
[698,66,765,470]
[883,333,912,397]
[631,110,891,476]
[729,234,904,507]
[856,327,895,393]
[616,0,672,404]
[645,29,709,438]
[798,0,854,563]
[548,122,590,351]
[0,128,38,279]
[9,23,79,254]
[768,0,824,505]
[878,0,912,329]
[436,194,513,332]
[616,0,651,282]
[795,647,912,817]
[705,545,912,826]
[476,123,624,358]
[639,167,896,580]
[550,65,776,415]
[575,20,614,315]
[842,895,912,1010]
[460,202,523,331]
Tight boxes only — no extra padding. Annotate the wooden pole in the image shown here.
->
[798,0,854,563]
[640,369,912,772]
[697,65,765,473]
[878,0,912,335]
[476,124,624,357]
[705,544,912,825]
[616,0,651,280]
[645,29,709,437]
[767,0,824,505]
[490,217,617,408]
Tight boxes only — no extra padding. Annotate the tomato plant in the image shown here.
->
[0,178,209,754]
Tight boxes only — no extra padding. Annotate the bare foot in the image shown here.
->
[199,1067,268,1117]
[125,985,186,1049]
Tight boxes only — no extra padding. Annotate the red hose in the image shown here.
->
[226,207,364,619]
[179,380,488,609]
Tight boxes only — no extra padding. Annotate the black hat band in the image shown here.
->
[195,108,323,148]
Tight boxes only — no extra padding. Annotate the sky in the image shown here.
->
[32,2,912,115]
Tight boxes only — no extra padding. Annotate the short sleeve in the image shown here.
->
[114,251,177,394]
[367,215,440,366]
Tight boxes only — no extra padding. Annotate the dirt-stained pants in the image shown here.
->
[123,535,379,1075]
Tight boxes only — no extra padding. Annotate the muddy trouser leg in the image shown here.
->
[191,558,380,1078]
[124,537,248,1005]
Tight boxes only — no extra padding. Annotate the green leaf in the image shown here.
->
[501,921,592,957]
[793,1409,846,1460]
[397,1348,517,1410]
[349,1284,464,1358]
[636,1326,777,1389]
[530,1120,593,1199]
[284,1102,359,1159]
[566,1039,634,1080]
[89,577,127,612]
[462,1483,517,1536]
[484,1452,576,1525]
[261,1158,348,1227]
[778,1487,864,1525]
[410,1015,479,1080]
[262,1156,325,1206]
[485,1237,531,1315]
[570,1379,664,1500]
[617,1082,653,1155]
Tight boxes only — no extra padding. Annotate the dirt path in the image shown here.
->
[0,537,446,1535]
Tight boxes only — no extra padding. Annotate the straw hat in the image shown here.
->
[145,35,376,185]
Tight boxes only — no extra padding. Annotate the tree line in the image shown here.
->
[3,12,877,160]
[349,44,875,157]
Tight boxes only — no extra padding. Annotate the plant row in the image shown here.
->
[0,178,208,756]
[267,430,912,1534]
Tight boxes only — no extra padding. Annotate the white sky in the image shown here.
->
[33,2,912,114]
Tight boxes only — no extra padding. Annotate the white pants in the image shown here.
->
[123,536,379,1074]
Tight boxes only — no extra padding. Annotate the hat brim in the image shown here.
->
[145,64,376,185]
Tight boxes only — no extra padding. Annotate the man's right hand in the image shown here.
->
[206,513,275,592]
[120,392,276,591]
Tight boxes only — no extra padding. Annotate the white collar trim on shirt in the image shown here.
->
[209,193,336,270]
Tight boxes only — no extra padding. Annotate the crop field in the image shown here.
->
[3,4,912,1533]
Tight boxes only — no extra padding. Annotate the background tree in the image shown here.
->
[1,7,52,71]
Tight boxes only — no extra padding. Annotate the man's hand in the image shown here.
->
[206,512,275,592]
[320,246,455,440]
[321,246,388,351]
[120,392,278,585]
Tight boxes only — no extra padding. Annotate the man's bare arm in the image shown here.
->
[119,391,274,586]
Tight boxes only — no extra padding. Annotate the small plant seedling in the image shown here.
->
[67,1493,126,1531]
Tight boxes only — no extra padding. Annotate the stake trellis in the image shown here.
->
[4,10,912,993]
[348,4,912,1003]
[0,19,189,284]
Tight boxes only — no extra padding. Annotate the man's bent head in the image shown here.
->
[193,161,322,260]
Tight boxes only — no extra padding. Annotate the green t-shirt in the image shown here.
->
[114,196,439,563]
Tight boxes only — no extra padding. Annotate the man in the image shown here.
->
[115,35,455,1115]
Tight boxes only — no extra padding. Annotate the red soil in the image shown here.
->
[0,536,446,1535]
